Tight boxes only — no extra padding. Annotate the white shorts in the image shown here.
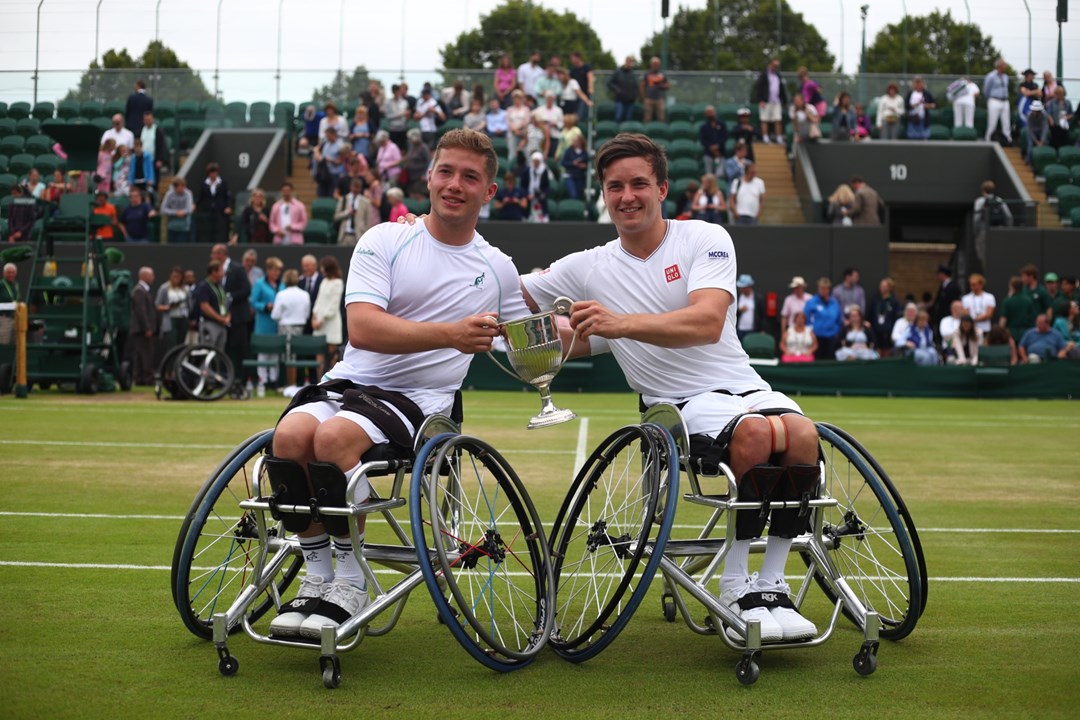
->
[759,102,783,123]
[286,397,431,448]
[647,389,802,439]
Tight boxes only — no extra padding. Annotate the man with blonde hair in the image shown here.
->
[962,273,996,336]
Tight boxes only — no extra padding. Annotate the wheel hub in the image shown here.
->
[586,519,632,559]
[458,529,506,569]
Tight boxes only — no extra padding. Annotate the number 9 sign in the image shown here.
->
[238,152,250,169]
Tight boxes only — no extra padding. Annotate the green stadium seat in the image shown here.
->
[25,134,52,156]
[1044,164,1070,196]
[593,134,615,149]
[90,117,111,133]
[56,99,80,120]
[41,118,66,137]
[1031,146,1057,176]
[302,218,332,244]
[225,102,248,126]
[403,197,430,215]
[153,100,175,120]
[177,100,201,120]
[0,156,7,173]
[619,120,645,134]
[34,154,61,175]
[0,102,7,119]
[80,100,104,119]
[595,120,619,137]
[0,195,11,218]
[669,157,702,181]
[668,120,697,141]
[1057,146,1080,169]
[741,332,777,360]
[31,102,55,120]
[973,107,988,135]
[0,118,15,137]
[1069,207,1080,227]
[663,199,677,218]
[436,119,463,138]
[667,104,693,123]
[930,107,953,127]
[8,153,34,176]
[671,176,697,200]
[111,194,130,215]
[595,103,616,121]
[643,121,670,141]
[7,102,31,120]
[0,135,24,154]
[553,198,587,221]
[928,124,951,141]
[667,138,699,161]
[978,344,1012,368]
[285,334,327,372]
[249,101,272,127]
[243,334,287,374]
[545,157,562,180]
[311,197,337,223]
[103,100,124,118]
[489,136,508,155]
[952,126,977,141]
[273,102,296,128]
[16,118,41,138]
[1056,185,1080,219]
[0,173,16,196]
[179,120,206,149]
[1070,165,1080,186]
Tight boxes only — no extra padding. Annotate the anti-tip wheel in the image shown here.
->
[661,594,676,623]
[320,655,341,689]
[853,650,878,676]
[736,657,760,685]
[218,655,239,676]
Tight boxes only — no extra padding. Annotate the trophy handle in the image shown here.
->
[485,350,523,382]
[552,296,577,363]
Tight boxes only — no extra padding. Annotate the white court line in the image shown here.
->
[0,439,573,455]
[2,512,1079,535]
[573,417,589,476]
[0,560,1077,584]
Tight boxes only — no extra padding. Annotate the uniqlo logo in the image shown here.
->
[665,264,681,282]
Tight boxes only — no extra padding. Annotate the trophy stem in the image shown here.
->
[529,381,576,429]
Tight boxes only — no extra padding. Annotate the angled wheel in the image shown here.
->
[410,434,554,672]
[172,429,303,639]
[806,424,923,641]
[175,344,234,401]
[547,423,679,662]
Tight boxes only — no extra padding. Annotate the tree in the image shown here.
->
[864,11,1003,76]
[440,0,615,70]
[311,66,371,106]
[64,41,213,103]
[638,0,835,73]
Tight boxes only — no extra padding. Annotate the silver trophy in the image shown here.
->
[488,297,577,429]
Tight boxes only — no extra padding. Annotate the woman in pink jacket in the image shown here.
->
[269,181,308,245]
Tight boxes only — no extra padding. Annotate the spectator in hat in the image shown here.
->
[730,108,757,162]
[1025,100,1050,161]
[930,264,963,332]
[780,275,809,335]
[196,162,233,243]
[520,151,551,222]
[735,274,763,340]
[1017,68,1040,127]
[1044,272,1062,311]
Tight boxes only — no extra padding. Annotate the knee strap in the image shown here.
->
[766,415,789,455]
[769,464,821,539]
[264,457,313,533]
[307,461,350,537]
[735,465,784,540]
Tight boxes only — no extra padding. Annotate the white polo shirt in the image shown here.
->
[961,290,996,334]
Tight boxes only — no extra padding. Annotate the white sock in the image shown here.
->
[720,539,752,593]
[298,533,333,581]
[759,535,794,587]
[332,535,366,591]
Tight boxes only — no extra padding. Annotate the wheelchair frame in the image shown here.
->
[171,414,555,688]
[548,403,925,685]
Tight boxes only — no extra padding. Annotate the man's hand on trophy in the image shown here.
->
[450,312,501,354]
[568,300,627,340]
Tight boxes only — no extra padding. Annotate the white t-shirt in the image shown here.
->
[961,290,996,334]
[731,176,766,219]
[522,219,770,400]
[331,220,529,414]
[939,315,961,350]
[272,286,312,326]
[737,291,756,332]
[101,127,135,150]
[415,97,440,133]
[517,62,545,98]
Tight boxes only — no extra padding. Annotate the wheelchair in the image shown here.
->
[547,403,926,684]
[171,407,555,688]
[155,344,240,401]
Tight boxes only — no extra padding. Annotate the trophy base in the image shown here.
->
[527,408,577,430]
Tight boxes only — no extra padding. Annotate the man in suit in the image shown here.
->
[196,163,233,244]
[129,267,157,385]
[849,176,885,225]
[298,254,322,383]
[211,244,251,380]
[930,264,963,337]
[125,80,153,136]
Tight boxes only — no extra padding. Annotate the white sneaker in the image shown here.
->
[719,576,784,643]
[298,579,369,640]
[754,576,818,641]
[269,574,327,637]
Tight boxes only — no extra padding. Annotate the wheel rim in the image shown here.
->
[176,345,234,401]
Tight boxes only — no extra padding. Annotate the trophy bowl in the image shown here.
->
[488,300,577,429]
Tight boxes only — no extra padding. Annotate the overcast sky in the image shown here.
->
[0,0,1076,104]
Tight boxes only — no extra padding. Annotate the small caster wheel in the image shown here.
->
[218,655,239,676]
[735,656,760,685]
[853,649,878,676]
[319,655,341,689]
[661,593,676,623]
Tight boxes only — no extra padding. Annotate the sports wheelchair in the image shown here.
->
[171,408,554,688]
[546,403,926,684]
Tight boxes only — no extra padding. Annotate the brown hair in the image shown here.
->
[320,255,342,280]
[594,133,668,185]
[433,128,499,183]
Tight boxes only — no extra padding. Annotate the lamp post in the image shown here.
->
[93,0,103,97]
[214,0,224,99]
[962,0,972,77]
[154,0,162,97]
[1021,0,1032,70]
[900,0,907,76]
[838,0,845,73]
[275,0,284,104]
[33,0,44,105]
[338,0,345,101]
[859,4,868,104]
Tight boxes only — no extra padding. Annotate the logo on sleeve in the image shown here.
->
[707,250,729,258]
[664,264,682,283]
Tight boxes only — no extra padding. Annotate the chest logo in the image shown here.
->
[471,272,486,289]
[664,264,682,283]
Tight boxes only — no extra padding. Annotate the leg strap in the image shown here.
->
[264,457,313,533]
[769,464,821,539]
[766,415,789,455]
[735,465,784,540]
[307,461,350,537]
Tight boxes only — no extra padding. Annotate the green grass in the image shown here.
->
[1,390,1079,718]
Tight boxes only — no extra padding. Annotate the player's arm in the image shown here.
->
[347,301,499,355]
[569,287,728,348]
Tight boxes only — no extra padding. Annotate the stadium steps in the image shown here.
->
[753,144,803,225]
[1001,146,1061,228]
[287,151,318,208]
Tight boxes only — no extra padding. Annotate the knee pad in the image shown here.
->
[307,461,349,536]
[769,464,821,539]
[264,457,313,533]
[735,465,784,540]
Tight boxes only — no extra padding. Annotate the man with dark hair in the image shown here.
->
[754,58,787,143]
[522,133,821,644]
[832,267,866,317]
[192,260,230,350]
[196,163,233,244]
[849,176,884,225]
[568,51,595,121]
[1019,263,1052,313]
[265,129,530,639]
[930,264,963,331]
[699,106,728,178]
[124,79,153,135]
[211,243,251,377]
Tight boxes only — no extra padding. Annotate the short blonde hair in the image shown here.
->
[265,256,283,271]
